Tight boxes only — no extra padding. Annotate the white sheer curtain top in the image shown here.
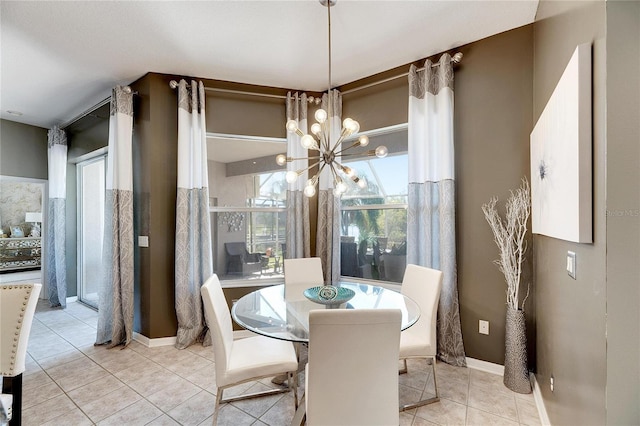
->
[106,86,134,191]
[408,54,455,183]
[177,80,208,190]
[47,126,67,199]
[287,92,308,192]
[319,90,342,190]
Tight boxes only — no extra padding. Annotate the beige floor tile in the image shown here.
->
[210,403,257,426]
[22,381,64,409]
[82,385,142,423]
[400,411,416,426]
[183,363,217,392]
[412,416,440,426]
[147,414,182,425]
[55,367,111,392]
[146,376,202,412]
[167,390,217,426]
[258,391,296,425]
[45,355,102,380]
[22,393,77,426]
[126,368,185,397]
[22,370,54,391]
[467,386,518,422]
[516,395,542,426]
[114,360,165,384]
[97,399,163,426]
[98,349,148,374]
[469,369,513,396]
[400,365,431,390]
[67,374,126,407]
[36,348,86,370]
[39,407,93,426]
[466,407,520,426]
[433,373,470,405]
[400,383,424,408]
[415,398,467,426]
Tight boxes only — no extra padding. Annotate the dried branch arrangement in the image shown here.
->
[482,178,531,310]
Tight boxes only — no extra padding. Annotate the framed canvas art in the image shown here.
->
[530,43,592,243]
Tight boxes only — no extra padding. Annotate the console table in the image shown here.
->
[0,237,42,272]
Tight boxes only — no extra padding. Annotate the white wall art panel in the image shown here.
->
[530,43,592,243]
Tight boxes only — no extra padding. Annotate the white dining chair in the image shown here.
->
[200,274,299,425]
[1,283,42,426]
[283,257,324,300]
[303,308,402,426]
[399,264,443,410]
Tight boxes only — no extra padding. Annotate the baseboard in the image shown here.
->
[465,357,505,376]
[133,332,176,348]
[531,372,551,426]
[66,296,78,303]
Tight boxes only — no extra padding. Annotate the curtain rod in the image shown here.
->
[61,85,136,129]
[168,52,462,102]
[169,80,287,100]
[341,52,463,96]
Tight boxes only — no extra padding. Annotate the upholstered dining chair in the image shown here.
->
[283,257,324,300]
[1,283,42,426]
[303,308,402,426]
[200,274,298,425]
[399,264,443,410]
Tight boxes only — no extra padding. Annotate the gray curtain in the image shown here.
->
[174,80,213,349]
[285,92,311,259]
[46,126,67,308]
[316,90,341,284]
[407,54,466,366]
[96,86,135,347]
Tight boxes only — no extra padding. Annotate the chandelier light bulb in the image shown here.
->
[343,166,355,177]
[343,118,355,132]
[276,154,287,166]
[310,123,322,135]
[358,135,369,147]
[304,184,316,198]
[335,181,348,194]
[286,120,298,133]
[315,108,327,123]
[375,145,388,158]
[301,134,315,149]
[285,170,299,183]
[357,178,367,189]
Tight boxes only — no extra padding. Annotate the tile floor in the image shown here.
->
[15,300,542,425]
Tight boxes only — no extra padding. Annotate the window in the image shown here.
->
[208,135,287,283]
[339,126,408,283]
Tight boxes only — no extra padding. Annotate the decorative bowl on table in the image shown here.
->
[303,285,355,305]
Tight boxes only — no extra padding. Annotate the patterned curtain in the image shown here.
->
[407,54,466,366]
[46,126,67,308]
[96,86,134,347]
[285,92,311,259]
[174,80,213,349]
[316,89,341,284]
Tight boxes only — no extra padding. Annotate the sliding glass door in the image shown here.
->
[77,155,106,308]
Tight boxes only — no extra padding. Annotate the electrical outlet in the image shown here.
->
[479,320,489,335]
[550,376,554,392]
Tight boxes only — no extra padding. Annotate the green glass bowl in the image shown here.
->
[304,285,355,305]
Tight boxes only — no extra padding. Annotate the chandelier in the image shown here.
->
[276,0,388,198]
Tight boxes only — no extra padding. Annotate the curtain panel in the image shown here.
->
[96,85,135,347]
[407,54,466,366]
[316,90,341,284]
[46,126,67,308]
[285,92,311,259]
[174,80,213,349]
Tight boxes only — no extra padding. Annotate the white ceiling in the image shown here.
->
[1,0,538,130]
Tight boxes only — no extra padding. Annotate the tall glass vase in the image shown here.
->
[503,306,531,393]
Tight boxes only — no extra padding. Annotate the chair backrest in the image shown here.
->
[283,257,323,300]
[225,242,248,257]
[1,283,41,377]
[401,264,443,351]
[200,274,234,386]
[307,309,401,426]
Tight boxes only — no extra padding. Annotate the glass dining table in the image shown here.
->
[231,282,420,343]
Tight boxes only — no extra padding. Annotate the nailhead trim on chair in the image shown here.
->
[0,284,32,376]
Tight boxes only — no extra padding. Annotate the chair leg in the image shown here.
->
[288,372,299,410]
[399,359,408,374]
[400,357,439,411]
[2,374,21,426]
[212,387,223,425]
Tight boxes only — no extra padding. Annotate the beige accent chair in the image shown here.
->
[200,274,298,424]
[302,308,402,426]
[1,283,41,425]
[399,264,443,410]
[283,257,324,300]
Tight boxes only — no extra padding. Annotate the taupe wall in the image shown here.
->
[533,2,607,425]
[605,1,640,424]
[345,25,534,365]
[0,119,48,179]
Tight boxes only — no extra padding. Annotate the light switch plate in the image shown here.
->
[138,236,149,248]
[567,251,576,279]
